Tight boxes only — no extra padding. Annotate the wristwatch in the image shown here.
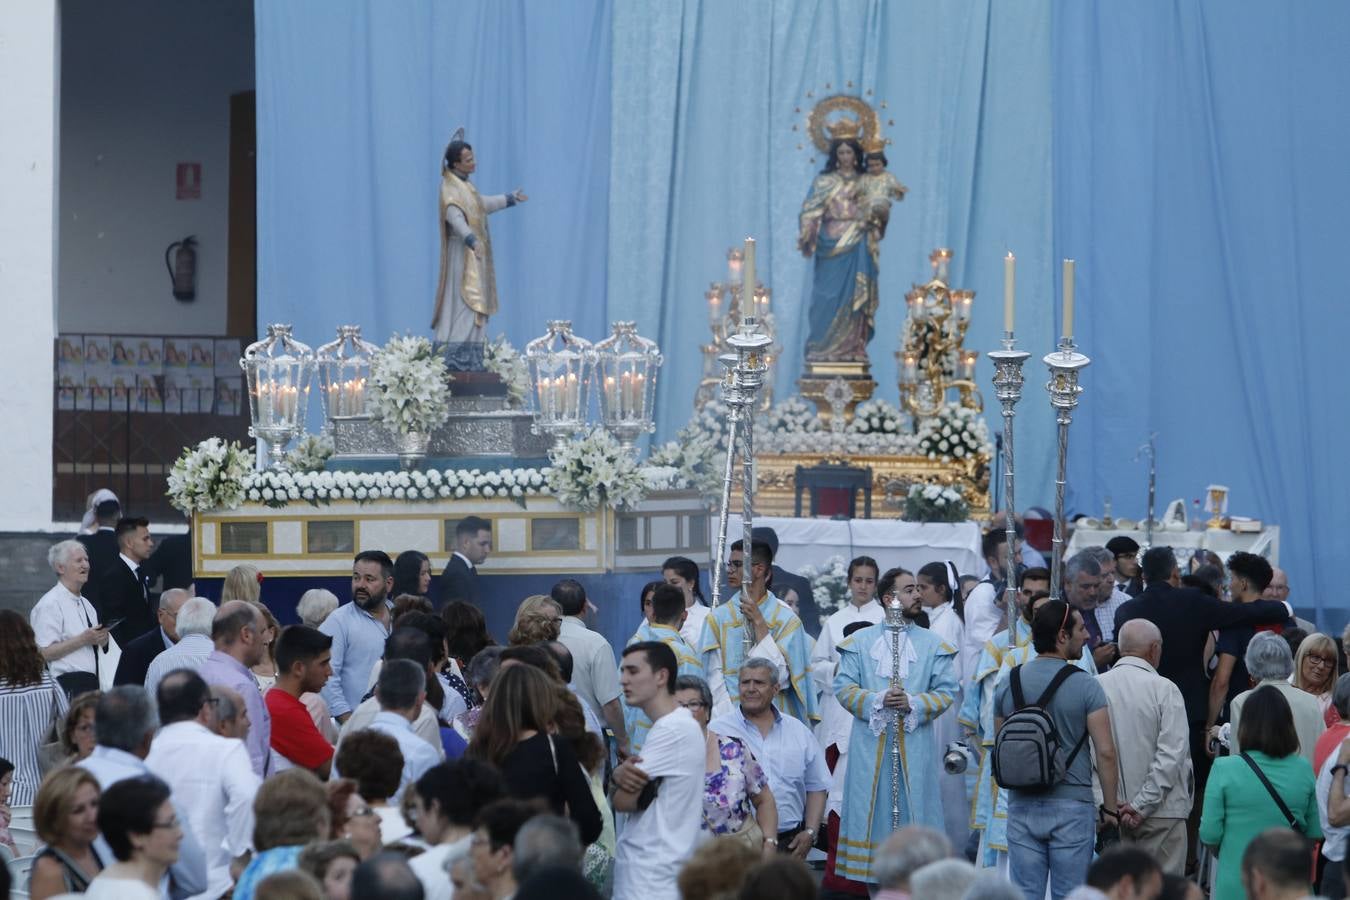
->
[804,826,818,839]
[1334,764,1349,778]
[764,837,778,847]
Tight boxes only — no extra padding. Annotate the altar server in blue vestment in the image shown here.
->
[623,584,702,754]
[832,594,959,884]
[700,539,818,726]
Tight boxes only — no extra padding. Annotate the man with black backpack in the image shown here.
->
[992,599,1126,899]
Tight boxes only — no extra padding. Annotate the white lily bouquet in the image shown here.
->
[368,335,451,435]
[800,555,850,616]
[167,438,253,514]
[647,423,725,498]
[284,433,335,474]
[483,335,531,408]
[904,482,971,523]
[546,427,649,511]
[916,402,991,461]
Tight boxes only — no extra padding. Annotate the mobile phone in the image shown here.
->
[101,617,125,631]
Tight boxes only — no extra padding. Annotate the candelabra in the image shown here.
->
[525,320,593,454]
[1044,337,1090,598]
[710,243,773,631]
[897,249,981,419]
[241,324,314,469]
[988,332,1030,614]
[1134,434,1158,547]
[695,247,779,411]
[315,325,377,425]
[592,321,662,451]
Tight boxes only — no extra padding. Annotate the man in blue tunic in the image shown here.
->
[832,595,959,884]
[699,539,817,725]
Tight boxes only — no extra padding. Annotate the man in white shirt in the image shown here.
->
[79,686,208,899]
[32,539,109,695]
[552,579,630,757]
[1095,619,1193,875]
[662,556,711,649]
[960,530,1017,683]
[338,659,441,803]
[144,597,217,700]
[709,659,829,857]
[1084,546,1130,642]
[612,641,705,900]
[146,670,260,899]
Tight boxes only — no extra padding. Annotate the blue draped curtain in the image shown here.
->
[256,1,1348,626]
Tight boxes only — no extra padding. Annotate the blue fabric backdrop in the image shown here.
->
[257,1,1348,627]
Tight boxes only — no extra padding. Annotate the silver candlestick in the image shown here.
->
[709,316,773,625]
[1134,433,1158,548]
[988,331,1030,615]
[1043,337,1090,599]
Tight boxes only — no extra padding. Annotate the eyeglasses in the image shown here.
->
[678,700,708,710]
[349,806,377,819]
[1306,656,1335,669]
[152,816,180,831]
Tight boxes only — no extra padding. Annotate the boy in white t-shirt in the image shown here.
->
[612,641,705,900]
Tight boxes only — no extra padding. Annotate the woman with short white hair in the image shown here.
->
[297,590,339,629]
[1230,631,1327,764]
[30,540,110,696]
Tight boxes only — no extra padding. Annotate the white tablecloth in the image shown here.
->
[727,515,987,578]
[1066,526,1280,565]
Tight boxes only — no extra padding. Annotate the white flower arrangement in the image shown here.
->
[167,438,254,514]
[847,398,903,436]
[242,465,550,508]
[368,334,451,435]
[690,398,732,445]
[799,555,851,616]
[904,482,971,523]
[284,433,335,474]
[648,423,725,498]
[546,427,649,511]
[916,403,992,462]
[482,334,530,408]
[758,396,822,434]
[758,428,921,457]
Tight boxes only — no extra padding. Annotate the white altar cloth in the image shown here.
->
[727,515,987,577]
[1066,525,1280,565]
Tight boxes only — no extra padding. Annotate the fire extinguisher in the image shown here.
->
[165,236,197,301]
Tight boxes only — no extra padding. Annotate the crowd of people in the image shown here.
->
[0,502,1339,900]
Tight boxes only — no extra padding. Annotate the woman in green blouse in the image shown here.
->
[1200,685,1322,898]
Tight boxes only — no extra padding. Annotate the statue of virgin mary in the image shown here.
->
[797,136,883,364]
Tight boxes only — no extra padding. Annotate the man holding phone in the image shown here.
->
[32,539,110,695]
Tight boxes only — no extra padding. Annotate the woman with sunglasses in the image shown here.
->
[672,673,778,860]
[1292,632,1342,728]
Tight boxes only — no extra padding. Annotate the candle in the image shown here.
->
[327,383,339,417]
[566,372,578,417]
[620,372,632,417]
[960,350,978,381]
[605,375,617,415]
[727,249,743,285]
[1004,252,1015,332]
[634,373,645,412]
[1062,258,1075,340]
[742,237,756,320]
[706,286,722,328]
[955,291,973,322]
[902,353,918,384]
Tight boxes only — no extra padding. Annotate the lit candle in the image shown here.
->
[1062,258,1075,340]
[1004,252,1015,332]
[727,249,743,285]
[634,372,645,413]
[707,286,722,328]
[742,237,756,319]
[902,353,918,384]
[956,291,973,322]
[605,375,617,415]
[907,290,924,321]
[327,382,339,417]
[960,350,978,381]
[566,372,578,417]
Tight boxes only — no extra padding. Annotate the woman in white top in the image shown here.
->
[85,774,182,900]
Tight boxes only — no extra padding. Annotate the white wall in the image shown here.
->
[57,0,254,336]
[0,0,59,531]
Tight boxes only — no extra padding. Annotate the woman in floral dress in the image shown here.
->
[673,675,778,858]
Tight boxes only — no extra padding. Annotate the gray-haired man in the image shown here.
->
[707,657,829,857]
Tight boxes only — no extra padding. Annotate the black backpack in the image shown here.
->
[991,664,1089,792]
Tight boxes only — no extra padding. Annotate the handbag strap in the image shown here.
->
[546,733,558,775]
[1240,752,1302,833]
